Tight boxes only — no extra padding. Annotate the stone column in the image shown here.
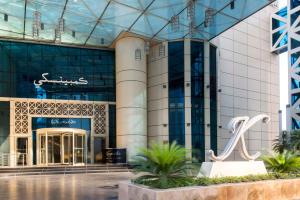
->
[115,37,147,161]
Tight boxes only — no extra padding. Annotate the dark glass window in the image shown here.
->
[0,40,115,101]
[109,105,116,148]
[210,45,218,154]
[0,102,10,153]
[191,41,205,162]
[168,41,185,146]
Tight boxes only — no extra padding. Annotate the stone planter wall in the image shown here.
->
[119,178,300,200]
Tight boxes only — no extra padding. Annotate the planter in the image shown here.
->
[119,178,300,200]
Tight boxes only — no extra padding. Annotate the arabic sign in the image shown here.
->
[50,119,76,125]
[34,73,88,87]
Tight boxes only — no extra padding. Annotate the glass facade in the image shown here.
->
[190,41,205,162]
[168,41,185,146]
[0,40,115,101]
[209,45,218,153]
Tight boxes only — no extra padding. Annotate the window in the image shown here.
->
[168,41,185,146]
[191,41,205,162]
[210,45,218,153]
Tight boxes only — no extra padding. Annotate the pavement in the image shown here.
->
[0,172,134,200]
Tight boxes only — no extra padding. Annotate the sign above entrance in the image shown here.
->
[50,119,76,125]
[33,73,88,87]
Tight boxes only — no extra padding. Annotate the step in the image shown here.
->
[0,164,131,177]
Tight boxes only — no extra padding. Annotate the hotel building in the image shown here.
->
[0,0,280,167]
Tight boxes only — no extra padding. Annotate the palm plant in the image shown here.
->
[261,150,300,173]
[290,130,300,150]
[133,142,191,188]
[272,131,291,153]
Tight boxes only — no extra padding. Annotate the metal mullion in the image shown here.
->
[84,0,112,45]
[127,0,156,31]
[22,0,27,39]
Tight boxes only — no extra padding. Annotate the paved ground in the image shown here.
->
[0,172,133,200]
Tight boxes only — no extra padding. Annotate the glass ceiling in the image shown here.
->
[0,0,274,48]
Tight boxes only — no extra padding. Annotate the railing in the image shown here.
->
[0,153,27,167]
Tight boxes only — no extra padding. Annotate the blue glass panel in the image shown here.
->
[168,41,185,146]
[0,40,115,101]
[291,0,300,9]
[191,41,205,162]
[292,118,300,129]
[291,38,300,50]
[209,45,217,154]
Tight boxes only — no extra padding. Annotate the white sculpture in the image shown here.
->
[198,114,270,178]
[209,114,270,161]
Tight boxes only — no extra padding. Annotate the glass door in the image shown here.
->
[16,138,28,166]
[74,135,84,164]
[40,135,46,164]
[63,134,73,165]
[47,135,61,164]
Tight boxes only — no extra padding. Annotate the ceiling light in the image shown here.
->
[187,0,196,20]
[4,13,8,22]
[32,11,41,38]
[204,8,214,28]
[170,15,179,32]
[58,18,65,33]
[230,1,235,9]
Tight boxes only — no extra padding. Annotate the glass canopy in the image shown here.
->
[0,0,274,47]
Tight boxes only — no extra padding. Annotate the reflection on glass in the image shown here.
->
[40,135,46,164]
[63,134,72,164]
[94,137,105,163]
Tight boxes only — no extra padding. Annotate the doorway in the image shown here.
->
[36,128,86,166]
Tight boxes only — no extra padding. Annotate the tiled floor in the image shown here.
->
[0,172,133,200]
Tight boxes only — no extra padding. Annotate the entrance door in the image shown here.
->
[63,134,73,164]
[48,135,61,164]
[16,138,28,166]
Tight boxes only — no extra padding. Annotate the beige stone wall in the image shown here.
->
[147,42,169,145]
[120,178,300,200]
[211,5,280,160]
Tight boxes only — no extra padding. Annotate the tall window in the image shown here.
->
[210,45,218,153]
[168,41,185,146]
[191,41,205,162]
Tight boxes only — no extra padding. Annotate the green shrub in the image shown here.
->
[132,142,192,189]
[291,130,300,150]
[134,173,300,189]
[261,150,300,173]
[272,131,291,153]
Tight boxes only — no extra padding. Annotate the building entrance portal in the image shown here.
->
[36,128,86,166]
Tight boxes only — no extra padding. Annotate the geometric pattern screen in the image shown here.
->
[14,100,106,135]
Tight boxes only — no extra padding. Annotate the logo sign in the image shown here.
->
[209,114,270,161]
[34,73,88,87]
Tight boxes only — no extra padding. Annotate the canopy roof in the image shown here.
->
[0,0,274,47]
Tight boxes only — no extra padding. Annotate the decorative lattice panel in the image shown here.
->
[14,100,106,135]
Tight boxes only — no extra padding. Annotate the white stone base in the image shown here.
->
[198,161,267,178]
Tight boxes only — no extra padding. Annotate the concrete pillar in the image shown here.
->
[184,39,192,159]
[204,41,211,161]
[115,37,147,161]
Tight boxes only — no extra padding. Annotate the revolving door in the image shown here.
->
[36,128,86,166]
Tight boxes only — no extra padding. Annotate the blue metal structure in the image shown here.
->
[271,0,300,130]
